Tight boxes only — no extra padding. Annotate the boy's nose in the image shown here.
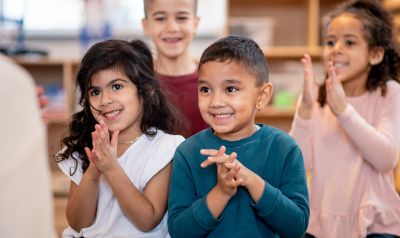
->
[210,93,226,108]
[166,19,179,33]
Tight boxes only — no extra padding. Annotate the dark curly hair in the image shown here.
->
[56,39,186,175]
[318,0,400,107]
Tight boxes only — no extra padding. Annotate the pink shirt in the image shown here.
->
[290,80,400,238]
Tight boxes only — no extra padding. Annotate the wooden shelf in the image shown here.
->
[383,0,400,11]
[261,46,323,58]
[256,105,296,118]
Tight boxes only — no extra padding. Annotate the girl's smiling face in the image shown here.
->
[88,68,143,136]
[323,13,373,88]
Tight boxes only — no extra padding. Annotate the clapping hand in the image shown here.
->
[298,54,319,120]
[326,62,347,116]
[87,121,120,177]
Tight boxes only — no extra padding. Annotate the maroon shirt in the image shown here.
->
[156,69,209,138]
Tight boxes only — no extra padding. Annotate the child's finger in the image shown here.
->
[110,130,119,149]
[92,131,105,153]
[227,152,237,163]
[84,147,93,162]
[201,155,225,168]
[95,124,108,146]
[200,149,219,156]
[92,148,100,163]
[218,146,226,156]
[226,163,241,182]
[305,54,313,71]
[99,121,110,142]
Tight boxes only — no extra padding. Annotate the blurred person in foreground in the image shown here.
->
[0,53,57,237]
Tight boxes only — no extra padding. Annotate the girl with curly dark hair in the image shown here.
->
[289,0,400,237]
[56,39,185,237]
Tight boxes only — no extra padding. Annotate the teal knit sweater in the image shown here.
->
[168,124,310,238]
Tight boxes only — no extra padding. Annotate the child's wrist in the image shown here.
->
[298,103,312,120]
[215,184,235,201]
[244,172,264,191]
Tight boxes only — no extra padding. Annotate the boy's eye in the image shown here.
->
[112,84,122,90]
[226,87,237,93]
[200,87,211,93]
[155,17,166,21]
[177,17,188,21]
[346,41,355,46]
[90,90,100,96]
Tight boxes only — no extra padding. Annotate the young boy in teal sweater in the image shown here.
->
[168,35,310,238]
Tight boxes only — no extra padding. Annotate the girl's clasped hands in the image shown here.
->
[84,121,120,179]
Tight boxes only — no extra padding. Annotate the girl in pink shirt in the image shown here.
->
[290,0,400,237]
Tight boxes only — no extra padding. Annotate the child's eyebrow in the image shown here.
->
[343,34,358,39]
[177,11,191,15]
[198,79,209,85]
[224,79,242,85]
[88,79,128,90]
[152,11,166,17]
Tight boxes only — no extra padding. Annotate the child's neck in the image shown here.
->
[342,76,368,97]
[155,51,197,76]
[116,128,143,158]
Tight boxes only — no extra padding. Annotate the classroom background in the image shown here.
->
[1,0,399,236]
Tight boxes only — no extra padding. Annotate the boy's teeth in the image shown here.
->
[105,110,120,117]
[215,114,232,118]
[164,38,179,42]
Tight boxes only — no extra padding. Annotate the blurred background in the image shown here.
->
[1,0,399,236]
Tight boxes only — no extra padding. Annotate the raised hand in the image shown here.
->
[36,85,49,123]
[84,147,102,180]
[326,62,347,117]
[298,54,319,120]
[90,121,120,176]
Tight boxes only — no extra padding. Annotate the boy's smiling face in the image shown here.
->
[142,0,199,60]
[198,61,272,141]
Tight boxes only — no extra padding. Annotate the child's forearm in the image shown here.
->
[206,186,232,219]
[105,165,167,232]
[245,172,266,203]
[66,172,100,232]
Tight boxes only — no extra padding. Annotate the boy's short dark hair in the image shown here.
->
[198,35,269,86]
[143,0,198,18]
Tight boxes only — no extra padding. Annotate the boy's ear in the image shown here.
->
[142,18,149,36]
[193,16,200,35]
[257,83,273,111]
[369,46,384,66]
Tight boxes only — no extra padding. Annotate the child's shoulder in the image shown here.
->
[263,125,299,149]
[176,128,209,151]
[149,129,185,146]
[386,80,400,95]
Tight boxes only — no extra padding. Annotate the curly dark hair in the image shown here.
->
[56,39,186,175]
[318,0,400,107]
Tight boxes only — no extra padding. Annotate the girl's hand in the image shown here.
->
[84,147,101,180]
[298,54,319,120]
[91,121,120,177]
[326,62,348,117]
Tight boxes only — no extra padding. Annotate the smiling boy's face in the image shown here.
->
[198,61,272,141]
[142,0,199,60]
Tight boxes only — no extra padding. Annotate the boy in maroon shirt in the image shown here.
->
[142,0,208,137]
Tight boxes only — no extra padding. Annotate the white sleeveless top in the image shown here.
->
[58,130,184,238]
